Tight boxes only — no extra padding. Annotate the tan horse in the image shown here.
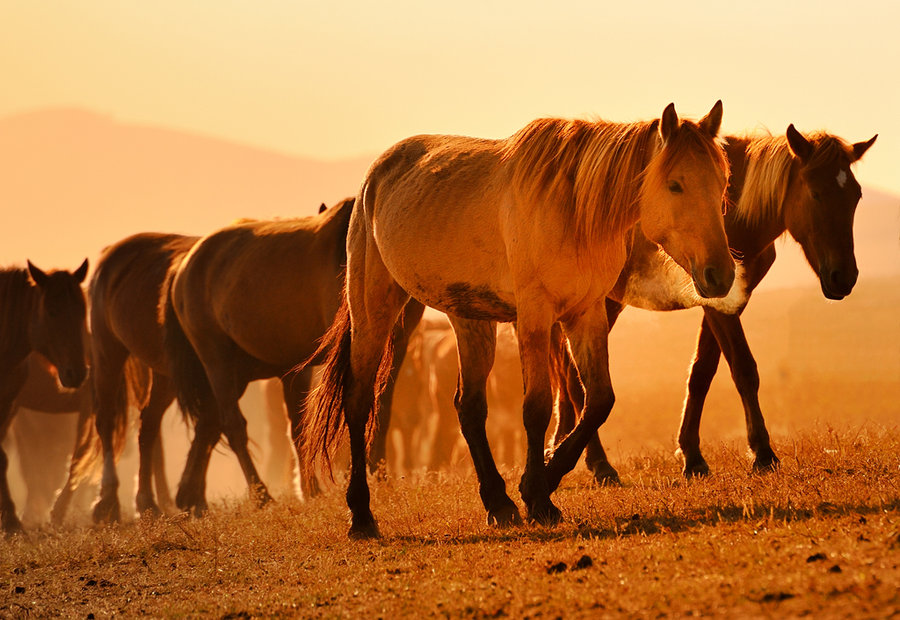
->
[0,260,88,532]
[304,102,734,538]
[89,232,198,522]
[164,197,422,515]
[553,125,877,481]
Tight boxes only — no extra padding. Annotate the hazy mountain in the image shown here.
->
[1,107,898,286]
[0,108,373,267]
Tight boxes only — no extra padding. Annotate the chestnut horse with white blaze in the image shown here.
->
[304,102,734,538]
[552,125,877,482]
[0,259,88,533]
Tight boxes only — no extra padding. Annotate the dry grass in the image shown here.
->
[2,425,899,618]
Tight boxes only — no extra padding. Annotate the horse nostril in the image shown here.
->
[704,266,720,291]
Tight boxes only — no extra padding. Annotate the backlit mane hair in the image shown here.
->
[0,267,34,353]
[501,116,728,244]
[734,132,855,226]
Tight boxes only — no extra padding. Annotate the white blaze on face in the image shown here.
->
[836,169,848,189]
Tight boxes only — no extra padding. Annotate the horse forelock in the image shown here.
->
[734,131,854,227]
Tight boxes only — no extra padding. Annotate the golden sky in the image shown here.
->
[2,1,898,192]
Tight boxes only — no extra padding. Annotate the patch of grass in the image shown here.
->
[2,426,899,617]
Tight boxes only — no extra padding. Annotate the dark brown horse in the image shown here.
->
[89,232,198,522]
[552,125,878,482]
[164,197,421,516]
[0,259,88,532]
[10,352,95,525]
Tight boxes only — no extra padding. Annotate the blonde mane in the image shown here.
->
[734,132,855,226]
[502,116,728,244]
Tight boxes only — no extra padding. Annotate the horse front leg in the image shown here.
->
[677,315,722,477]
[545,307,614,494]
[515,314,561,525]
[0,365,26,533]
[703,308,778,472]
[449,317,521,527]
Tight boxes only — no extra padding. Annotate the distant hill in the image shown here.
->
[0,108,373,267]
[1,107,898,285]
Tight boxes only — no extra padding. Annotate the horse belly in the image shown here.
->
[376,212,517,322]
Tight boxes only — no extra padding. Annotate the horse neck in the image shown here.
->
[0,269,36,363]
[724,136,791,259]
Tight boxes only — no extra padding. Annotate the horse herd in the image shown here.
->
[0,102,876,538]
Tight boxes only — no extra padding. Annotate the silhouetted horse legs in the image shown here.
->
[0,362,28,533]
[135,376,175,515]
[544,306,615,495]
[92,338,130,523]
[550,299,623,485]
[368,301,424,473]
[678,308,778,477]
[175,413,220,517]
[448,317,521,526]
[50,402,95,525]
[281,368,319,500]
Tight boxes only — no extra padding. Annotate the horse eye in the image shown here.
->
[668,180,683,194]
[811,190,821,201]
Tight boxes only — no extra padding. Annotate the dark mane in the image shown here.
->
[0,267,34,355]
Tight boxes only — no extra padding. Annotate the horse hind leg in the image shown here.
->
[91,341,130,524]
[281,368,320,500]
[135,375,175,516]
[449,317,521,527]
[208,372,272,508]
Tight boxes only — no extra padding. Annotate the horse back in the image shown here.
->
[174,200,353,369]
[90,232,199,372]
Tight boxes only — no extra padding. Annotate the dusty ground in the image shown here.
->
[2,426,898,618]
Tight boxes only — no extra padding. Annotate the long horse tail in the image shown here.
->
[301,291,398,481]
[301,295,353,480]
[65,398,102,488]
[162,271,215,427]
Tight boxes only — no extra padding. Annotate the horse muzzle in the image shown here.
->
[691,262,735,299]
[819,265,858,301]
[58,365,88,389]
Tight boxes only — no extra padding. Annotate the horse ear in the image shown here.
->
[27,260,49,287]
[659,103,679,143]
[851,134,877,162]
[73,258,89,284]
[699,100,723,137]
[786,124,813,162]
[318,203,327,214]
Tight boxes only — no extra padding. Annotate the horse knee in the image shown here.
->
[582,390,615,428]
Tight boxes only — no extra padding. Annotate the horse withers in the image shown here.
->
[304,102,734,538]
[0,259,88,533]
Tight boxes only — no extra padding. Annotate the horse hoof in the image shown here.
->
[752,452,780,473]
[590,462,621,486]
[487,502,523,527]
[92,498,121,524]
[348,515,380,540]
[252,487,274,508]
[137,500,162,519]
[2,511,23,535]
[682,456,711,479]
[527,501,562,526]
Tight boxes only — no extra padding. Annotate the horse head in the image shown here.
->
[783,125,877,300]
[26,258,89,388]
[638,101,735,299]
